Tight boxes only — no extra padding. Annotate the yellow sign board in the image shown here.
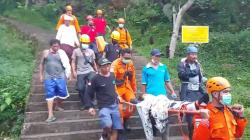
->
[182,26,209,43]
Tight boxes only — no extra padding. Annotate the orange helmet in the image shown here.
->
[206,77,231,94]
[65,5,72,11]
[117,18,125,24]
[96,9,103,15]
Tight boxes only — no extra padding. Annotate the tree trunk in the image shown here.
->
[168,0,194,59]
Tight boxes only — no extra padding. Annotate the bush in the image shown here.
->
[0,23,35,137]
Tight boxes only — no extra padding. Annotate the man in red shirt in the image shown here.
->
[93,9,109,37]
[80,16,99,57]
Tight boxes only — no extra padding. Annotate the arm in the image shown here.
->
[130,64,137,92]
[177,62,189,81]
[126,30,132,47]
[56,15,64,31]
[92,52,98,72]
[73,16,81,33]
[165,82,175,95]
[71,50,77,78]
[39,50,47,82]
[141,67,147,95]
[56,26,62,41]
[164,65,175,95]
[85,78,96,109]
[234,117,248,138]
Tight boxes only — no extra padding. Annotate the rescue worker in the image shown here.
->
[115,18,132,49]
[177,45,206,139]
[39,39,71,122]
[103,31,121,62]
[56,5,81,35]
[71,34,97,110]
[193,77,248,140]
[111,48,136,131]
[56,15,79,61]
[93,9,109,36]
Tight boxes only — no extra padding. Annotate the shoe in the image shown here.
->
[46,116,56,123]
[80,106,89,111]
[55,106,64,111]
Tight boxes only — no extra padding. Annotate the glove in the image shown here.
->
[171,93,177,99]
[231,104,244,118]
[124,71,133,80]
[189,69,199,77]
[130,98,139,104]
[198,94,209,105]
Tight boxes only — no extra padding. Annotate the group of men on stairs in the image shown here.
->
[38,4,248,140]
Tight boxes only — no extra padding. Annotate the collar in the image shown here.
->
[146,62,163,68]
[207,103,229,114]
[181,57,198,65]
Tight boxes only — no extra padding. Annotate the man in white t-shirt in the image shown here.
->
[56,15,79,61]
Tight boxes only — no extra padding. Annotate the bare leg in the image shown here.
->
[110,130,118,140]
[47,99,54,118]
[55,98,64,111]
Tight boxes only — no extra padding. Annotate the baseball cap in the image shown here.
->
[150,49,161,56]
[98,58,111,66]
[187,45,198,54]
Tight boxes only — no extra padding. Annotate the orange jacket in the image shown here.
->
[193,103,248,140]
[116,27,132,47]
[56,14,81,33]
[111,58,136,92]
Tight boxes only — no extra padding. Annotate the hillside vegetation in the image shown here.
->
[0,0,249,139]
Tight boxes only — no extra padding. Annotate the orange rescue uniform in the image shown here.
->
[56,14,81,33]
[115,27,132,49]
[193,103,248,140]
[111,58,136,119]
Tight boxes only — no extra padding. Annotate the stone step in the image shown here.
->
[29,93,79,102]
[166,123,189,137]
[25,110,140,122]
[27,101,81,112]
[22,116,141,135]
[21,127,145,140]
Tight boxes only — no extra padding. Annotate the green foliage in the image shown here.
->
[0,23,35,137]
[33,3,60,24]
[3,8,54,30]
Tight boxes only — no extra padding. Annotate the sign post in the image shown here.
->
[182,26,209,43]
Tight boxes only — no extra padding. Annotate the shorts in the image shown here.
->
[44,78,69,101]
[98,103,123,130]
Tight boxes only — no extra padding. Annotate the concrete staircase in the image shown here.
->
[20,54,187,140]
[0,16,187,140]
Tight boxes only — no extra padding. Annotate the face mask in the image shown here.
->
[122,58,131,64]
[220,93,232,106]
[119,24,124,28]
[81,44,89,49]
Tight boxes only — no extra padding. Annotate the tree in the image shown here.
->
[168,0,194,59]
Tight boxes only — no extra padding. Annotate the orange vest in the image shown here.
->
[56,14,81,33]
[116,28,132,47]
[111,58,136,92]
[193,103,248,140]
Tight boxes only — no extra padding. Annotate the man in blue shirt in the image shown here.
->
[141,49,177,98]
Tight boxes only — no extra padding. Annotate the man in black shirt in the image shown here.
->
[86,58,123,140]
[103,31,121,62]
